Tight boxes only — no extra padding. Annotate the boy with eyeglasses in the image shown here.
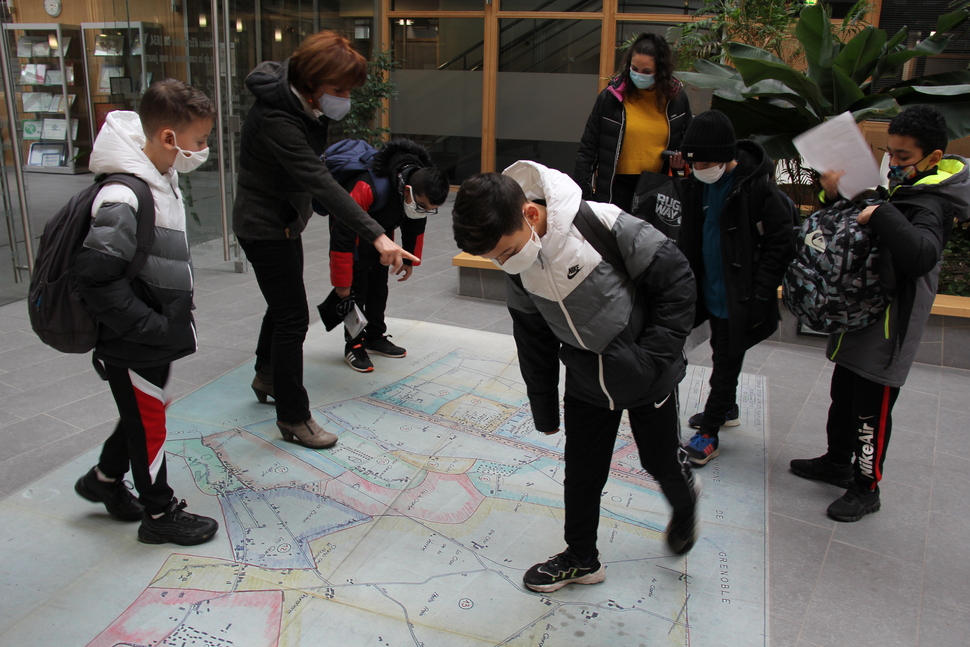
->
[329,139,449,372]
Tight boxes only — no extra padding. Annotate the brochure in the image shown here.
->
[41,118,68,140]
[94,34,124,56]
[21,119,43,140]
[22,92,53,113]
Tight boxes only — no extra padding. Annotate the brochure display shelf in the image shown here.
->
[80,22,164,142]
[1,23,89,174]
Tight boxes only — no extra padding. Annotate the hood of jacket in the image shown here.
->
[245,59,326,124]
[732,139,775,185]
[606,75,686,104]
[503,160,586,264]
[88,110,184,231]
[89,111,178,195]
[372,138,434,185]
[891,154,970,222]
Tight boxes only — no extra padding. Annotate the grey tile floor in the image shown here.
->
[1,197,968,646]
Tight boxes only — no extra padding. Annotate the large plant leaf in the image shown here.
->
[710,94,820,160]
[832,66,866,113]
[890,70,970,89]
[892,85,970,140]
[795,3,835,83]
[833,26,887,85]
[872,34,953,84]
[848,95,900,122]
[723,42,786,66]
[740,80,824,124]
[935,8,970,34]
[726,43,831,116]
[676,71,747,101]
[693,58,742,80]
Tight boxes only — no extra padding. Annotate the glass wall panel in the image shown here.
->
[389,18,483,183]
[0,58,28,304]
[499,0,602,12]
[616,0,702,15]
[392,0,484,11]
[495,19,599,174]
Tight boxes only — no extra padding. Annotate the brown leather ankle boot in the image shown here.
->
[276,418,338,449]
[252,371,274,403]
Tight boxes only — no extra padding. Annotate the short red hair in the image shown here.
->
[289,30,367,95]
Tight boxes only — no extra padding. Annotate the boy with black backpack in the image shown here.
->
[790,105,969,522]
[675,110,795,466]
[452,161,700,593]
[71,80,220,545]
[328,139,449,372]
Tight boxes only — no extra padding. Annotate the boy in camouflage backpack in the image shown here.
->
[790,105,970,522]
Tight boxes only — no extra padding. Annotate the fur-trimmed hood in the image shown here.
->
[372,138,433,185]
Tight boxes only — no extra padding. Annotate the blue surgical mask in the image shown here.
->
[629,68,655,90]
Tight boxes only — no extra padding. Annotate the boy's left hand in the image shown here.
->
[858,205,878,224]
[396,264,413,282]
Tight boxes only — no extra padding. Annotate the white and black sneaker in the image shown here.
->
[522,548,606,593]
[345,343,374,372]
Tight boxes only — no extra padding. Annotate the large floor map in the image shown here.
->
[0,320,768,646]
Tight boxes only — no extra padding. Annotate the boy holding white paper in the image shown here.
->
[791,105,970,521]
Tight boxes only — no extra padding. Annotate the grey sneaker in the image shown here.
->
[522,548,606,593]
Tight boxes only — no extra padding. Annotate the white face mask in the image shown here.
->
[491,221,541,275]
[171,132,209,173]
[403,192,424,220]
[694,163,725,184]
[318,93,351,121]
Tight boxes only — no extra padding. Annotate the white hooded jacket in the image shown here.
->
[73,111,197,368]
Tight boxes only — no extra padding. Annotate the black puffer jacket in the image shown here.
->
[678,140,795,358]
[573,77,692,203]
[232,60,384,243]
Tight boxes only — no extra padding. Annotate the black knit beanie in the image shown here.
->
[681,109,737,163]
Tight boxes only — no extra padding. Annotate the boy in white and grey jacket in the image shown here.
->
[453,161,699,593]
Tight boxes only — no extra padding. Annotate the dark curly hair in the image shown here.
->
[888,105,949,157]
[615,33,680,110]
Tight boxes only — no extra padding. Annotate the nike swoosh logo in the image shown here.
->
[567,265,583,279]
[654,394,671,408]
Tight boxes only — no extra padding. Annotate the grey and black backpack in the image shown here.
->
[782,198,891,333]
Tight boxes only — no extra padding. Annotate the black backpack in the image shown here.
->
[28,174,155,353]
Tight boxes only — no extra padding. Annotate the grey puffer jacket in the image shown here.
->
[504,162,696,431]
[232,59,384,243]
[73,111,196,368]
[827,155,970,387]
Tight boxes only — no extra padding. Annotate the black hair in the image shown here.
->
[888,105,948,158]
[139,79,214,138]
[615,32,679,109]
[410,167,450,206]
[452,173,528,256]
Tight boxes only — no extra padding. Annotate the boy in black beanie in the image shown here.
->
[676,110,795,465]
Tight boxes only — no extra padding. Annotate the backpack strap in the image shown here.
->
[572,200,627,274]
[101,173,156,280]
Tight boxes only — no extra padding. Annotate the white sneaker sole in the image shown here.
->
[524,565,606,593]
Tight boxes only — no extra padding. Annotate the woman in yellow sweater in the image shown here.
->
[574,33,692,213]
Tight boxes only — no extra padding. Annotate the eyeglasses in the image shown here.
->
[412,203,438,215]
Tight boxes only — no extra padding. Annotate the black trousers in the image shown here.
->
[344,240,389,346]
[562,389,695,562]
[239,236,311,424]
[825,364,900,487]
[701,316,745,434]
[608,174,639,214]
[98,362,174,515]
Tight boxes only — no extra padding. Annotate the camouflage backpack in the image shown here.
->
[782,198,892,333]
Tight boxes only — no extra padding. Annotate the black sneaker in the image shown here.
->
[522,548,606,593]
[345,343,374,372]
[138,498,219,546]
[790,455,853,488]
[666,471,702,555]
[74,466,144,521]
[827,483,881,522]
[364,335,407,358]
[688,403,740,429]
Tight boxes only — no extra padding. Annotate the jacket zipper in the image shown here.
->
[609,107,625,205]
[541,248,617,410]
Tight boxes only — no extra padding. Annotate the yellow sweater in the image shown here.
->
[616,91,668,175]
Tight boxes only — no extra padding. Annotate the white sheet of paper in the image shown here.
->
[344,304,367,339]
[793,111,882,200]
